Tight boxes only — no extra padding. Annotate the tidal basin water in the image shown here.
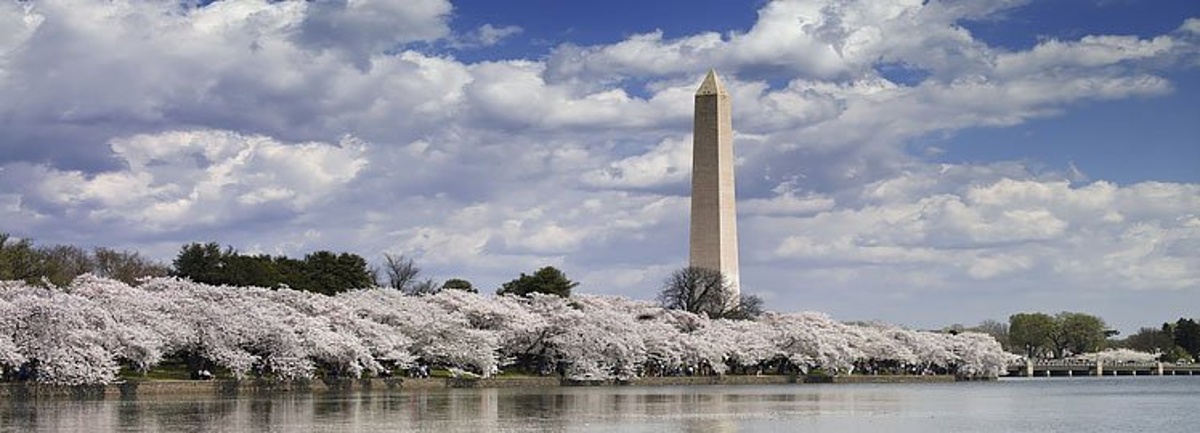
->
[3,377,1198,432]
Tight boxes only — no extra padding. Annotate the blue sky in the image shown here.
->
[1,0,1197,334]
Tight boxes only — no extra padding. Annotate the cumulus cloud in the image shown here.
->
[765,166,1199,292]
[544,0,1025,83]
[582,136,692,189]
[295,0,452,66]
[0,0,466,169]
[6,130,367,232]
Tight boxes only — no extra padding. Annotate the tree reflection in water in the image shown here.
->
[3,380,1200,432]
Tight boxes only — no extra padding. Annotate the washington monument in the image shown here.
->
[689,70,740,301]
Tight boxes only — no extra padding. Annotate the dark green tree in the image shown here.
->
[497,266,577,297]
[1053,312,1109,357]
[218,254,280,288]
[272,256,308,290]
[442,278,476,293]
[173,242,374,294]
[1009,312,1056,358]
[302,251,375,295]
[1010,311,1110,358]
[1173,318,1200,361]
[172,242,228,285]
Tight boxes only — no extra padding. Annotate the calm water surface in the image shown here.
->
[3,377,1197,432]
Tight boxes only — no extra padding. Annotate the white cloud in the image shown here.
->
[765,168,1199,292]
[1182,18,1200,35]
[449,23,523,49]
[543,0,1027,82]
[742,179,837,216]
[583,136,692,189]
[13,130,367,232]
[295,0,452,66]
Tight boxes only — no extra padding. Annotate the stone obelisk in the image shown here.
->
[689,70,740,302]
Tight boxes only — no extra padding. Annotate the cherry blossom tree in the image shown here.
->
[0,296,28,376]
[0,275,1015,384]
[1069,348,1158,364]
[2,285,119,385]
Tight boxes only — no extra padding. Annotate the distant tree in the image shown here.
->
[658,266,729,316]
[38,244,94,286]
[173,242,375,294]
[405,278,441,296]
[217,253,279,288]
[658,267,763,320]
[303,251,374,295]
[1,235,169,286]
[172,242,227,285]
[382,253,421,292]
[92,247,169,285]
[970,320,1010,351]
[1121,327,1176,356]
[1010,311,1110,358]
[1009,312,1056,358]
[442,278,476,293]
[723,293,765,321]
[272,256,308,290]
[0,234,41,283]
[1052,312,1109,357]
[1173,318,1200,361]
[497,266,577,297]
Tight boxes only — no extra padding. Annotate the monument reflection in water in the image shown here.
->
[3,379,1199,432]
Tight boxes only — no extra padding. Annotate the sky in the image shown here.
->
[1,0,1197,334]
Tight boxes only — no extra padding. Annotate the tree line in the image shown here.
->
[172,242,376,295]
[1118,319,1200,362]
[0,234,168,286]
[955,311,1198,362]
[1,235,568,298]
[2,235,762,320]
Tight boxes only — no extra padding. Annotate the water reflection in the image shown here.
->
[2,379,1199,432]
[0,385,888,432]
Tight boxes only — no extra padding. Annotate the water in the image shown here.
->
[3,377,1198,432]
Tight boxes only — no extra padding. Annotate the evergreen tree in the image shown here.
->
[1174,318,1200,360]
[172,242,227,285]
[497,266,577,297]
[442,278,476,293]
[302,251,375,295]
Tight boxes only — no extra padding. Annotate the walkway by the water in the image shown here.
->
[1007,360,1200,377]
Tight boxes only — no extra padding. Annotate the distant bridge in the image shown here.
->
[1007,360,1200,377]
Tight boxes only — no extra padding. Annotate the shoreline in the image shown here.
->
[0,374,967,399]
